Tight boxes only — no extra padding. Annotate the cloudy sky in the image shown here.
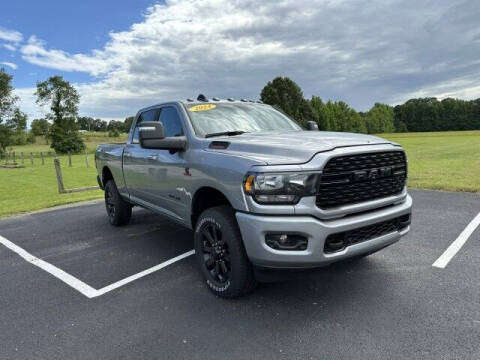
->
[1,0,479,122]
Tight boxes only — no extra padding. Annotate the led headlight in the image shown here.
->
[243,172,319,204]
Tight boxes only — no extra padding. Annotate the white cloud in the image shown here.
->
[1,61,18,70]
[0,27,23,44]
[3,43,16,51]
[21,36,113,75]
[15,0,480,119]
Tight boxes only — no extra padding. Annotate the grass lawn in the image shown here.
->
[0,154,103,218]
[0,130,478,218]
[382,130,480,193]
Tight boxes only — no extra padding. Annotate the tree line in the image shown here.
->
[0,68,135,155]
[1,68,480,155]
[260,77,480,133]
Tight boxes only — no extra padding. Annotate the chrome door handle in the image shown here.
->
[147,155,157,160]
[124,152,131,157]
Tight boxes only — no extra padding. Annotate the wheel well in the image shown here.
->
[191,187,232,228]
[102,166,113,186]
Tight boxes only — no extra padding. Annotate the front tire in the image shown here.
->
[194,206,256,298]
[104,180,132,226]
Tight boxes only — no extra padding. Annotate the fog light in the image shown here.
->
[265,234,308,251]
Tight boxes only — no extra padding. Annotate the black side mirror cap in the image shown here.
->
[139,121,165,140]
[306,121,319,131]
[139,121,186,152]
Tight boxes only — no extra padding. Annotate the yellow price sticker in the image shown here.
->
[189,104,217,112]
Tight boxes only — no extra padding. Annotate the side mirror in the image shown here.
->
[139,121,165,140]
[139,121,186,152]
[306,121,319,131]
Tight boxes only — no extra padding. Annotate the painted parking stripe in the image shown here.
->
[432,212,480,269]
[0,234,194,298]
[94,250,195,297]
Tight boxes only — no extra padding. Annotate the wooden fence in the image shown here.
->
[1,151,99,194]
[53,157,99,194]
[1,151,92,169]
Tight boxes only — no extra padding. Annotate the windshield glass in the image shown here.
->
[185,103,302,137]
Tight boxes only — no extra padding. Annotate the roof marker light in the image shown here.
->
[197,94,209,102]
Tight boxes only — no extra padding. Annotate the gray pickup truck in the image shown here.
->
[95,96,412,297]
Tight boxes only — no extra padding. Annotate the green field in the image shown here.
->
[0,130,479,218]
[0,154,102,218]
[6,132,127,154]
[382,130,480,193]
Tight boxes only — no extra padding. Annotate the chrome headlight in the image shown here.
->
[243,172,319,204]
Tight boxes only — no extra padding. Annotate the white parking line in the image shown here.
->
[432,212,480,269]
[0,234,194,298]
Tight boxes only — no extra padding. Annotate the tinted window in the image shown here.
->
[159,107,184,137]
[132,109,158,143]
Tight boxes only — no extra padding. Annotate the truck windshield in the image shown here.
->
[186,103,302,137]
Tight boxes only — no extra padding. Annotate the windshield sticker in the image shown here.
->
[189,104,217,112]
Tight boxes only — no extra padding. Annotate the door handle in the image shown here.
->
[147,155,157,160]
[124,152,131,157]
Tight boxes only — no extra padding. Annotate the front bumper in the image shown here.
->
[236,194,412,268]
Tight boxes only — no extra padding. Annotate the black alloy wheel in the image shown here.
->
[200,221,231,284]
[194,206,256,298]
[104,180,132,226]
[105,185,116,219]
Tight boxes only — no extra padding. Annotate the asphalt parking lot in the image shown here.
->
[0,189,479,360]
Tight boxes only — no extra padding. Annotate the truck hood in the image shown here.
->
[205,131,393,165]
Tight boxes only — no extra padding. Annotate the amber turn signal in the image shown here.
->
[244,174,255,194]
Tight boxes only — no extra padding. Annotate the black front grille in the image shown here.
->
[316,151,407,209]
[324,214,411,253]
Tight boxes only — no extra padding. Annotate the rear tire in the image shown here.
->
[104,180,132,226]
[194,206,256,298]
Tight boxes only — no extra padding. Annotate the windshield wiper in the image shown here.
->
[204,131,247,138]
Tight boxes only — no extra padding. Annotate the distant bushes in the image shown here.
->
[108,129,120,137]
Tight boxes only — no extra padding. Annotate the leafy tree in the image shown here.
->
[310,97,366,133]
[107,120,125,133]
[31,118,51,137]
[77,116,94,131]
[260,77,307,123]
[310,96,329,130]
[35,76,85,153]
[0,68,18,153]
[124,116,134,132]
[8,108,28,145]
[0,121,13,154]
[364,103,395,134]
[91,118,108,132]
[8,108,27,131]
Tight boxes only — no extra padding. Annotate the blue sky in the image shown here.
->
[1,0,479,122]
[1,0,160,88]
